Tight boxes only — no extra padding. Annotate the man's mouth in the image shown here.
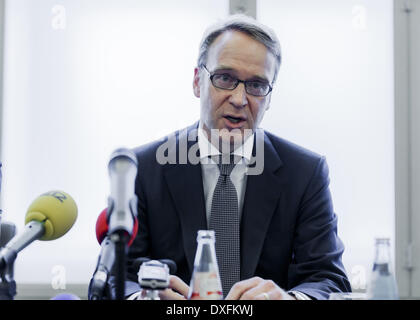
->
[224,115,245,124]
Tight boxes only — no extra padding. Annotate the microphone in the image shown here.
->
[0,161,3,218]
[50,293,81,300]
[107,148,138,239]
[0,222,16,248]
[89,208,138,300]
[96,208,138,247]
[0,191,78,271]
[106,148,138,300]
[0,221,17,300]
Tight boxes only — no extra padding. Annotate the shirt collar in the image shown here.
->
[198,121,254,164]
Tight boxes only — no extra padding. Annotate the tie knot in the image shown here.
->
[218,155,236,176]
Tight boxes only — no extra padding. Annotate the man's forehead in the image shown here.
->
[209,30,265,55]
[206,30,276,81]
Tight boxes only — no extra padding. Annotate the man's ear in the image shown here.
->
[193,67,201,98]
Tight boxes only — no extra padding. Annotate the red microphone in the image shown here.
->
[95,208,138,246]
[89,208,139,300]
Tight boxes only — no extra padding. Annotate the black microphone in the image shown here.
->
[0,163,17,300]
[0,221,17,300]
[89,208,139,300]
[0,161,2,194]
[0,161,2,219]
[0,222,16,248]
[89,236,115,300]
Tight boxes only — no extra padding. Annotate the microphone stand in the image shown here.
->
[141,287,161,300]
[0,221,17,300]
[0,220,43,300]
[105,189,138,300]
[0,262,16,300]
[110,230,129,300]
[89,236,115,300]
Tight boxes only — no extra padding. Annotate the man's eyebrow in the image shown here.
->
[212,66,236,73]
[212,66,269,82]
[248,75,270,83]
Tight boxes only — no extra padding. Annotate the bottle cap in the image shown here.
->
[375,237,390,244]
[197,230,215,240]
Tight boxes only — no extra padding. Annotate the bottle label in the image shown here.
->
[189,271,223,300]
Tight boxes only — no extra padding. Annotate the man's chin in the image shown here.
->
[205,126,254,153]
[218,129,252,153]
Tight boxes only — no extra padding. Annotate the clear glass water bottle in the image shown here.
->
[188,230,223,300]
[367,238,399,300]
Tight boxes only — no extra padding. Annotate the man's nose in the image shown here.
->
[228,82,248,108]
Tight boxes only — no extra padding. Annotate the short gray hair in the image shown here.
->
[197,14,282,84]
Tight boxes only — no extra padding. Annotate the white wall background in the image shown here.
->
[258,0,394,291]
[1,0,227,285]
[0,0,394,293]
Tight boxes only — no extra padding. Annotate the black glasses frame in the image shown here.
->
[201,65,273,97]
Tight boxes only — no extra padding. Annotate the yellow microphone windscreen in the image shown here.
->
[25,191,78,240]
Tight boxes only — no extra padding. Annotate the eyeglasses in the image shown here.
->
[201,65,273,97]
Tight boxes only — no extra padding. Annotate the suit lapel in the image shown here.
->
[240,130,283,280]
[163,123,207,274]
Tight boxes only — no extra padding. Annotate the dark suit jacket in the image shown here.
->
[108,122,351,300]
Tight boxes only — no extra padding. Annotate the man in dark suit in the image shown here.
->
[110,14,351,300]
